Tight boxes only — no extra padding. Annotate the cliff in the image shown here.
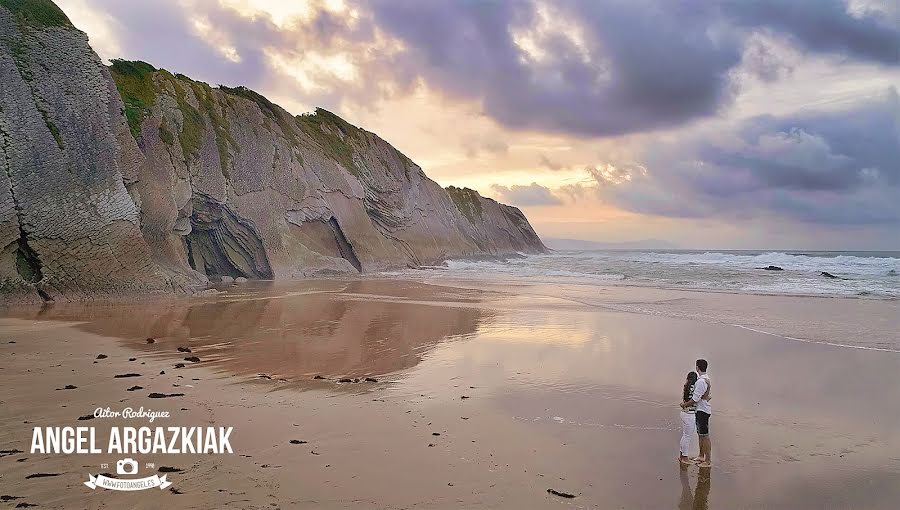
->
[0,0,546,303]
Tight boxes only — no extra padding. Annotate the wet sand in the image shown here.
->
[1,279,899,508]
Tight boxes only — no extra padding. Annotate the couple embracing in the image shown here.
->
[679,359,712,467]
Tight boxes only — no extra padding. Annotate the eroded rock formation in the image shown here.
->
[0,0,546,302]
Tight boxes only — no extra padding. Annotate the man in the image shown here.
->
[682,359,712,467]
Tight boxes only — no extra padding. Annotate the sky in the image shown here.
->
[56,0,900,250]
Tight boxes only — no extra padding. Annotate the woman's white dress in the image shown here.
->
[680,385,698,457]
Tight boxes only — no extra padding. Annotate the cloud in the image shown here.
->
[64,0,900,140]
[724,0,900,65]
[538,154,563,171]
[369,0,743,137]
[598,89,900,225]
[461,136,509,158]
[490,183,563,206]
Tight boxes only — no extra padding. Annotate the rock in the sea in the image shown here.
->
[760,265,784,271]
[821,271,839,279]
[0,2,546,303]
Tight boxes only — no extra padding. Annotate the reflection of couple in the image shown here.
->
[678,359,712,467]
[678,462,711,510]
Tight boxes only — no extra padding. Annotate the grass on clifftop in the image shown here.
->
[295,108,361,176]
[109,59,157,139]
[190,80,238,173]
[446,186,485,225]
[220,85,299,147]
[0,0,71,28]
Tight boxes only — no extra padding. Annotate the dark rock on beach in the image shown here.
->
[126,386,143,391]
[113,373,141,378]
[177,347,192,353]
[158,466,183,473]
[547,488,576,498]
[184,356,201,363]
[95,354,107,360]
[77,414,95,421]
[149,393,185,399]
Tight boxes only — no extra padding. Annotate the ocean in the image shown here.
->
[402,250,900,299]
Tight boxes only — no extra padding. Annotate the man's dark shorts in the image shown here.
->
[695,411,711,436]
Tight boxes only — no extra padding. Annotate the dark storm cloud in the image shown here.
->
[723,0,900,65]
[370,0,742,137]
[598,89,900,225]
[367,0,900,137]
[490,183,563,206]
[78,0,900,138]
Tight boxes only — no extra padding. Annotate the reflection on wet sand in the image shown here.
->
[679,463,711,510]
[6,280,495,380]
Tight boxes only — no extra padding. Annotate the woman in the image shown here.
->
[679,371,698,464]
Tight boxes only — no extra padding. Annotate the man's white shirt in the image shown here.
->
[692,374,711,414]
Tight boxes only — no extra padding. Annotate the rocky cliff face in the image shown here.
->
[0,0,546,303]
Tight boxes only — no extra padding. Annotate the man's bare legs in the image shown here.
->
[697,436,712,467]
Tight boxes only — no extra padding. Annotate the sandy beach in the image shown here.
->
[1,279,899,509]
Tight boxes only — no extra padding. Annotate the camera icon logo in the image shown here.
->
[116,458,139,476]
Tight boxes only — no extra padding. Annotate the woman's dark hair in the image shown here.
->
[683,371,698,402]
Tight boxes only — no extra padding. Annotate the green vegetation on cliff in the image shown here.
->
[190,80,238,173]
[446,186,485,224]
[295,108,360,176]
[221,85,299,147]
[109,59,157,139]
[0,0,71,28]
